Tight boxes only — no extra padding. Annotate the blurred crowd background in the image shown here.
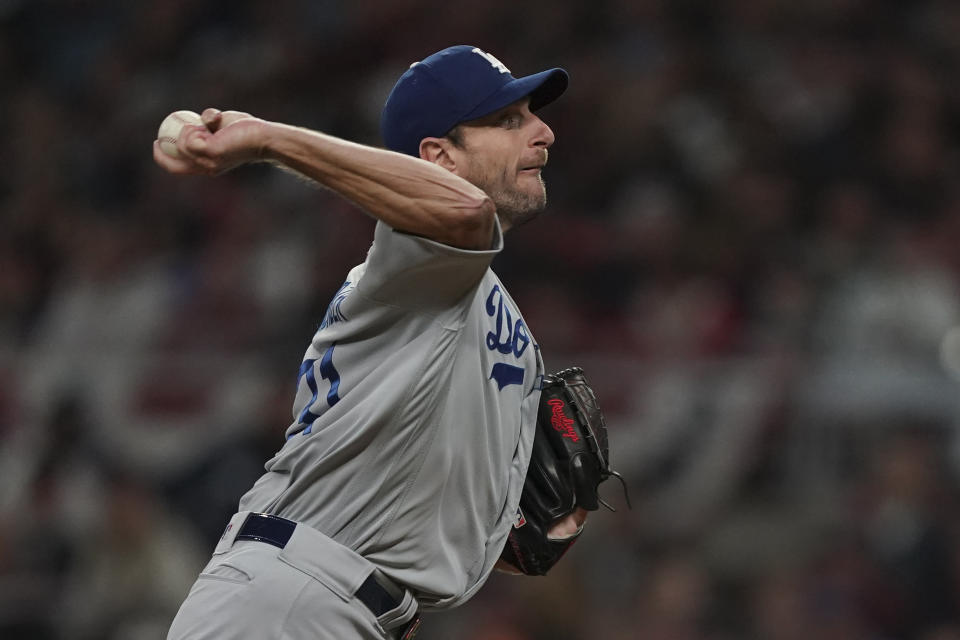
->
[2,0,960,638]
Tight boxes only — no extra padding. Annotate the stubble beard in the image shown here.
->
[488,173,548,230]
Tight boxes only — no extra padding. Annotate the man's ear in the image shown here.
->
[420,137,457,171]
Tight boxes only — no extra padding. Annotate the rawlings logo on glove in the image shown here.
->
[547,399,579,441]
[499,367,630,576]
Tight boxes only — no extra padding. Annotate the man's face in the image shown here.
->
[448,98,556,230]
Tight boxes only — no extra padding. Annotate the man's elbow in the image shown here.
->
[446,194,496,250]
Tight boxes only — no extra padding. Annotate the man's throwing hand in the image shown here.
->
[153,108,265,176]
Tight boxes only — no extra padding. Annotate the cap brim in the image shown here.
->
[460,67,568,123]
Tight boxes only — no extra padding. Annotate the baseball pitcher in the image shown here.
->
[156,45,625,640]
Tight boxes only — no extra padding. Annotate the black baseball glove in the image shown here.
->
[500,367,629,576]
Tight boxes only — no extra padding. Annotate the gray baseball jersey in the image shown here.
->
[238,218,544,610]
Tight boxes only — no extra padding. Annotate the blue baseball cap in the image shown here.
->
[380,45,568,157]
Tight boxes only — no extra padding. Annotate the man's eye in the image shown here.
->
[500,115,521,128]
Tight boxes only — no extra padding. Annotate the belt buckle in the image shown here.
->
[399,613,421,640]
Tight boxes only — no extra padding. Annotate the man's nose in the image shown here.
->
[530,115,555,148]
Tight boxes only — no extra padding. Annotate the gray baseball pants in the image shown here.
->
[167,511,420,640]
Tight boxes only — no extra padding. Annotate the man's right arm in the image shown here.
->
[152,109,496,250]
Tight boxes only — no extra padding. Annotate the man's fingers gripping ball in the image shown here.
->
[156,110,204,158]
[201,108,224,132]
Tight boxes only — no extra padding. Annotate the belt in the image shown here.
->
[236,512,421,640]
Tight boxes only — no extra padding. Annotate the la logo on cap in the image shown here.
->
[472,47,510,74]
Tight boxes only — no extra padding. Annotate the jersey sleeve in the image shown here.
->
[355,217,504,309]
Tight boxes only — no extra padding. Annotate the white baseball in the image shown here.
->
[157,110,204,158]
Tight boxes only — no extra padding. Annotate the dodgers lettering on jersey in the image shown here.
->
[485,283,531,390]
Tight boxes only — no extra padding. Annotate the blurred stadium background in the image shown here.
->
[1,0,959,638]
